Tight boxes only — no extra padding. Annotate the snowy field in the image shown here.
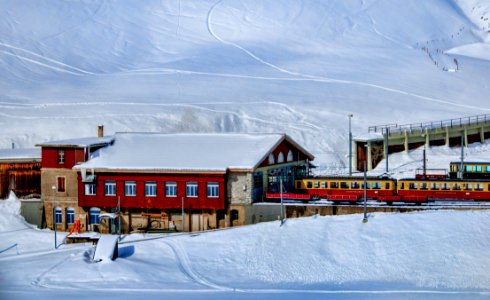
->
[1,0,490,171]
[1,193,490,299]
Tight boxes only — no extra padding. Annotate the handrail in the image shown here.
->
[368,114,490,133]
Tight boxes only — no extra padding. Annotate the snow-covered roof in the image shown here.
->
[36,136,115,148]
[353,132,384,142]
[75,132,313,172]
[0,148,41,162]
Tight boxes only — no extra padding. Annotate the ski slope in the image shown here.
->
[1,0,490,170]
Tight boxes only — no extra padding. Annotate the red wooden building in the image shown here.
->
[74,132,314,233]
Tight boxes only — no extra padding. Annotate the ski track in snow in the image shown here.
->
[206,0,490,112]
[164,239,234,291]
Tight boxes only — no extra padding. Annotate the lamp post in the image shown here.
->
[348,114,353,176]
[51,185,57,249]
[363,160,368,223]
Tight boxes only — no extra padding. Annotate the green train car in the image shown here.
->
[449,162,490,179]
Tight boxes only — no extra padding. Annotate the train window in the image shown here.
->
[464,184,472,191]
[452,183,461,190]
[441,183,450,190]
[385,182,390,189]
[450,165,458,172]
[361,182,371,189]
[307,181,312,188]
[430,183,439,190]
[296,181,302,189]
[372,182,381,189]
[475,166,482,172]
[321,182,327,188]
[420,183,428,190]
[351,182,360,189]
[400,182,404,189]
[475,184,483,191]
[465,165,473,172]
[314,181,319,188]
[330,182,338,188]
[485,166,490,172]
[340,182,349,189]
[409,183,417,190]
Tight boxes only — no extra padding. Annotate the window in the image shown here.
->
[430,183,439,190]
[307,181,312,188]
[166,182,177,197]
[420,183,428,190]
[207,182,219,197]
[372,182,381,189]
[85,183,96,195]
[351,182,360,189]
[362,182,371,189]
[89,207,100,225]
[66,207,75,224]
[287,150,293,162]
[409,183,417,190]
[441,183,450,190]
[385,182,390,189]
[54,207,62,224]
[475,184,483,191]
[186,182,198,197]
[465,165,473,172]
[278,152,285,163]
[475,165,482,172]
[330,182,338,188]
[145,182,157,197]
[321,182,327,188]
[58,150,65,164]
[340,182,349,189]
[125,181,136,196]
[485,166,490,172]
[268,154,275,165]
[464,183,472,191]
[105,181,116,196]
[452,183,461,190]
[57,177,65,192]
[296,181,302,189]
[400,182,405,189]
[314,181,319,188]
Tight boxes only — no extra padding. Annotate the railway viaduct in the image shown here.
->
[353,114,490,172]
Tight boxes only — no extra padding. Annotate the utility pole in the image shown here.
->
[459,134,464,179]
[181,197,185,232]
[280,177,285,225]
[52,185,57,249]
[348,114,353,176]
[363,160,368,223]
[384,128,389,173]
[117,196,121,240]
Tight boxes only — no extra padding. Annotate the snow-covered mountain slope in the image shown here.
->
[1,0,489,170]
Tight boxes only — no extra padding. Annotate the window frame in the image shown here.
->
[66,207,75,225]
[54,207,62,224]
[165,182,177,197]
[58,150,65,164]
[186,182,198,197]
[145,181,157,197]
[125,181,137,196]
[84,183,96,195]
[57,176,66,192]
[105,180,116,196]
[207,182,219,198]
[89,207,100,225]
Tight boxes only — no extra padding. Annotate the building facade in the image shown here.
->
[38,132,313,233]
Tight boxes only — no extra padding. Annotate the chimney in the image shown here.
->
[98,125,104,138]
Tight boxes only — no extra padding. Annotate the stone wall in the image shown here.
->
[227,172,252,205]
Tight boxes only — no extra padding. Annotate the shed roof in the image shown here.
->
[75,132,313,173]
[0,148,41,162]
[36,136,115,148]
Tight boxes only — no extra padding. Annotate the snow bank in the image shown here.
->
[0,191,29,232]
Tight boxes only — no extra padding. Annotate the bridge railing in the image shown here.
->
[368,114,490,134]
